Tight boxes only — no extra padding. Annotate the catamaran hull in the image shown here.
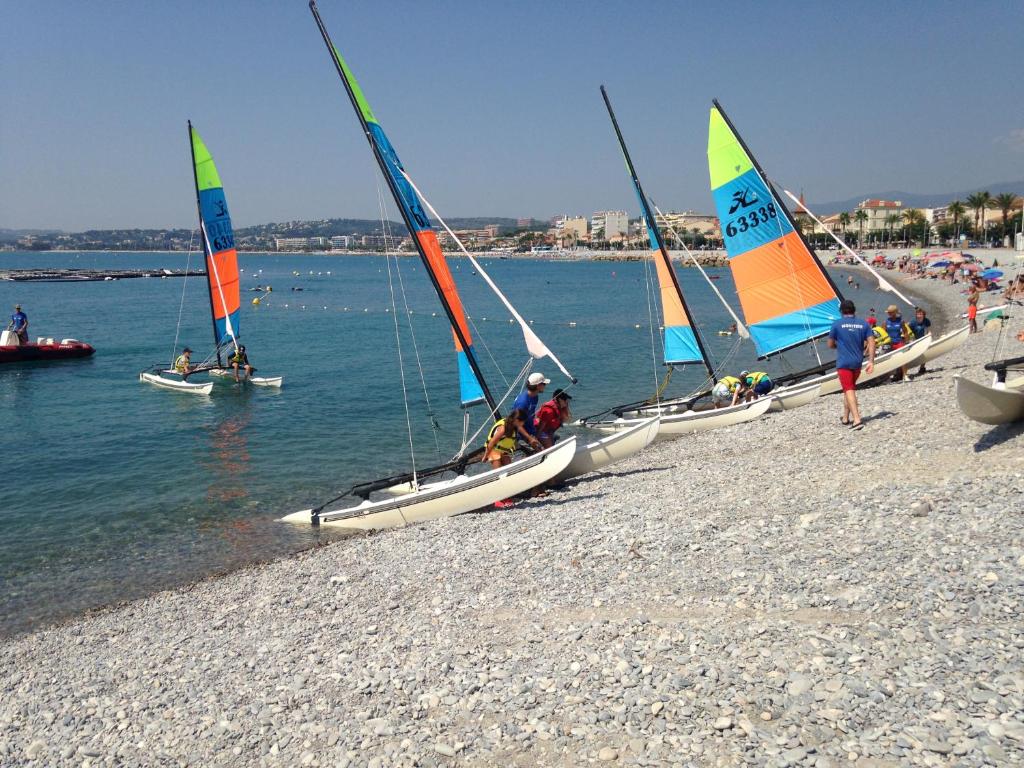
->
[139,372,213,395]
[209,369,284,387]
[767,380,826,411]
[954,375,1024,425]
[817,335,932,396]
[583,397,771,439]
[921,325,969,363]
[553,416,660,482]
[280,437,577,531]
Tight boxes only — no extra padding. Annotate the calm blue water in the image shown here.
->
[0,251,878,635]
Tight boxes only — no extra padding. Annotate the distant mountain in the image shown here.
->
[809,181,1024,214]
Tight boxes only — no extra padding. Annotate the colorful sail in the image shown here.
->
[707,101,842,358]
[189,124,240,349]
[600,87,710,373]
[309,3,487,409]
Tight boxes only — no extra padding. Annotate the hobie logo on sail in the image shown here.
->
[728,187,759,214]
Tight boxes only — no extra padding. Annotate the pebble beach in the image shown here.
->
[2,270,1022,767]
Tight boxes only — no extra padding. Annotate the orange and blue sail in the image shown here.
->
[189,124,240,350]
[600,86,710,373]
[310,3,486,409]
[708,101,842,358]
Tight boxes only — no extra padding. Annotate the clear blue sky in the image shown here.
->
[2,0,1022,231]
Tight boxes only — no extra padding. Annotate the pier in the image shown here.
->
[0,268,205,282]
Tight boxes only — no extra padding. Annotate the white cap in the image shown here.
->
[527,372,550,386]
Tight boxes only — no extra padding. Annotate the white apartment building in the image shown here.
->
[854,199,903,231]
[590,210,629,240]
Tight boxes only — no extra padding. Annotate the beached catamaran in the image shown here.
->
[140,123,282,394]
[579,87,772,436]
[706,101,930,408]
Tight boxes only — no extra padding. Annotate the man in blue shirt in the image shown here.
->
[9,304,28,345]
[883,304,909,381]
[908,307,932,377]
[827,299,875,430]
[511,372,548,451]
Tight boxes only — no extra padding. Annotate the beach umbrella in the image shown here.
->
[981,269,1003,279]
[928,260,951,268]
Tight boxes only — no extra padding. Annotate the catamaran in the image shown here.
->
[140,123,282,394]
[578,87,773,437]
[704,100,930,408]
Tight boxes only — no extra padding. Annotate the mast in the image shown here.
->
[601,85,714,378]
[711,99,846,303]
[308,0,497,416]
[188,120,223,367]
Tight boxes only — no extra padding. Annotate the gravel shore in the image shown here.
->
[3,272,1022,767]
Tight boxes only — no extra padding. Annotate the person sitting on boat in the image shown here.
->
[908,307,932,376]
[884,305,909,381]
[866,308,878,327]
[512,372,548,451]
[535,388,572,448]
[8,304,28,345]
[740,370,774,401]
[711,374,745,408]
[174,347,196,380]
[484,409,528,509]
[229,345,254,382]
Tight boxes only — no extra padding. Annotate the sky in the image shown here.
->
[2,0,1022,231]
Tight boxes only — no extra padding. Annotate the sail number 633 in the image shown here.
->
[725,202,777,237]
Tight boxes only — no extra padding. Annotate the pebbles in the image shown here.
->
[1,272,1022,766]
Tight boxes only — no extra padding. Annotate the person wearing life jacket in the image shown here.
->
[229,344,254,382]
[740,370,774,401]
[883,305,909,381]
[535,388,572,448]
[871,325,892,353]
[174,347,195,380]
[483,408,528,509]
[711,374,745,408]
[908,307,932,376]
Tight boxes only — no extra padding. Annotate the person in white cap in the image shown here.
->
[511,371,549,450]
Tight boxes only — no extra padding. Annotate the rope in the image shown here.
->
[455,359,531,458]
[641,228,662,404]
[171,230,196,366]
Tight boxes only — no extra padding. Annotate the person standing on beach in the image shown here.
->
[828,299,875,431]
[884,305,909,381]
[512,372,547,451]
[8,304,28,345]
[908,307,932,376]
[967,295,979,334]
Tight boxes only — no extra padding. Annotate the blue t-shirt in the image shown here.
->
[908,317,931,339]
[512,391,539,435]
[829,316,872,370]
[884,315,904,344]
[11,311,27,330]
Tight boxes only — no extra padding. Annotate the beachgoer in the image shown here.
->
[512,372,548,451]
[884,305,909,381]
[8,304,28,345]
[228,344,254,382]
[483,408,527,508]
[740,370,774,401]
[908,307,932,376]
[967,295,979,334]
[535,388,572,448]
[711,374,745,408]
[847,275,854,288]
[827,298,875,430]
[866,308,877,327]
[174,347,196,380]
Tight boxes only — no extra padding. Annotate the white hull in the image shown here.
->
[817,335,932,395]
[584,397,771,439]
[139,371,213,395]
[954,375,1024,425]
[921,325,969,363]
[280,437,577,531]
[209,368,284,387]
[553,416,660,482]
[767,380,825,412]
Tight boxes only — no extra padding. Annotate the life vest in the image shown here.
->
[230,349,246,364]
[744,371,769,387]
[486,419,517,455]
[535,400,563,433]
[719,375,742,393]
[174,354,189,372]
[901,322,915,341]
[872,326,891,347]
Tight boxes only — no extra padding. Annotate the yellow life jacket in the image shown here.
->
[872,326,891,347]
[902,322,915,341]
[719,375,742,393]
[745,371,769,386]
[174,354,189,372]
[486,418,517,454]
[230,349,246,364]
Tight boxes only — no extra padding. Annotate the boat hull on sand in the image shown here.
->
[767,380,825,411]
[554,416,660,482]
[281,437,577,531]
[139,371,213,395]
[922,325,969,363]
[583,397,771,439]
[208,368,283,387]
[817,334,932,395]
[954,375,1024,425]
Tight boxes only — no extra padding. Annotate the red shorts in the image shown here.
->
[837,367,861,392]
[891,341,905,350]
[967,306,977,320]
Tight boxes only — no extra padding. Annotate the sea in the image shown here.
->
[0,250,887,636]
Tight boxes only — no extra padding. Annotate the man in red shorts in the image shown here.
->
[827,299,875,430]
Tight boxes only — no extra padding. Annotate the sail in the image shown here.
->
[309,4,486,409]
[189,125,240,349]
[707,101,842,358]
[600,87,710,372]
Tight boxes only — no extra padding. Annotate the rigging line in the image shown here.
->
[641,228,663,404]
[171,229,196,366]
[455,359,532,458]
[377,181,420,483]
[200,220,239,354]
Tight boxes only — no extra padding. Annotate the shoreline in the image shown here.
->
[3,272,1023,766]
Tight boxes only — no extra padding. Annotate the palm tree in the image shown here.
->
[884,213,901,245]
[966,191,991,243]
[947,200,965,243]
[902,209,924,245]
[838,211,851,239]
[854,209,868,247]
[992,192,1019,240]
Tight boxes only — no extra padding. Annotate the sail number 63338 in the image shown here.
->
[725,202,777,237]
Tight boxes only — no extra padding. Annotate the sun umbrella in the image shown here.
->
[928,260,951,268]
[981,269,1003,279]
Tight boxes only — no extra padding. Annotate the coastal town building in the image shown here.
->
[590,210,629,241]
[552,215,589,245]
[855,199,903,232]
[652,210,721,242]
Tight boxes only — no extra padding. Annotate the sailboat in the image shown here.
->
[578,87,773,437]
[282,1,580,530]
[706,100,930,408]
[140,123,282,394]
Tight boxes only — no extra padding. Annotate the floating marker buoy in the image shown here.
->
[569,321,577,327]
[318,272,322,276]
[432,312,437,317]
[364,308,368,312]
[252,297,260,305]
[509,319,514,323]
[634,324,641,329]
[259,269,263,273]
[529,320,534,324]
[482,317,487,321]
[326,271,331,275]
[385,308,390,313]
[344,307,349,311]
